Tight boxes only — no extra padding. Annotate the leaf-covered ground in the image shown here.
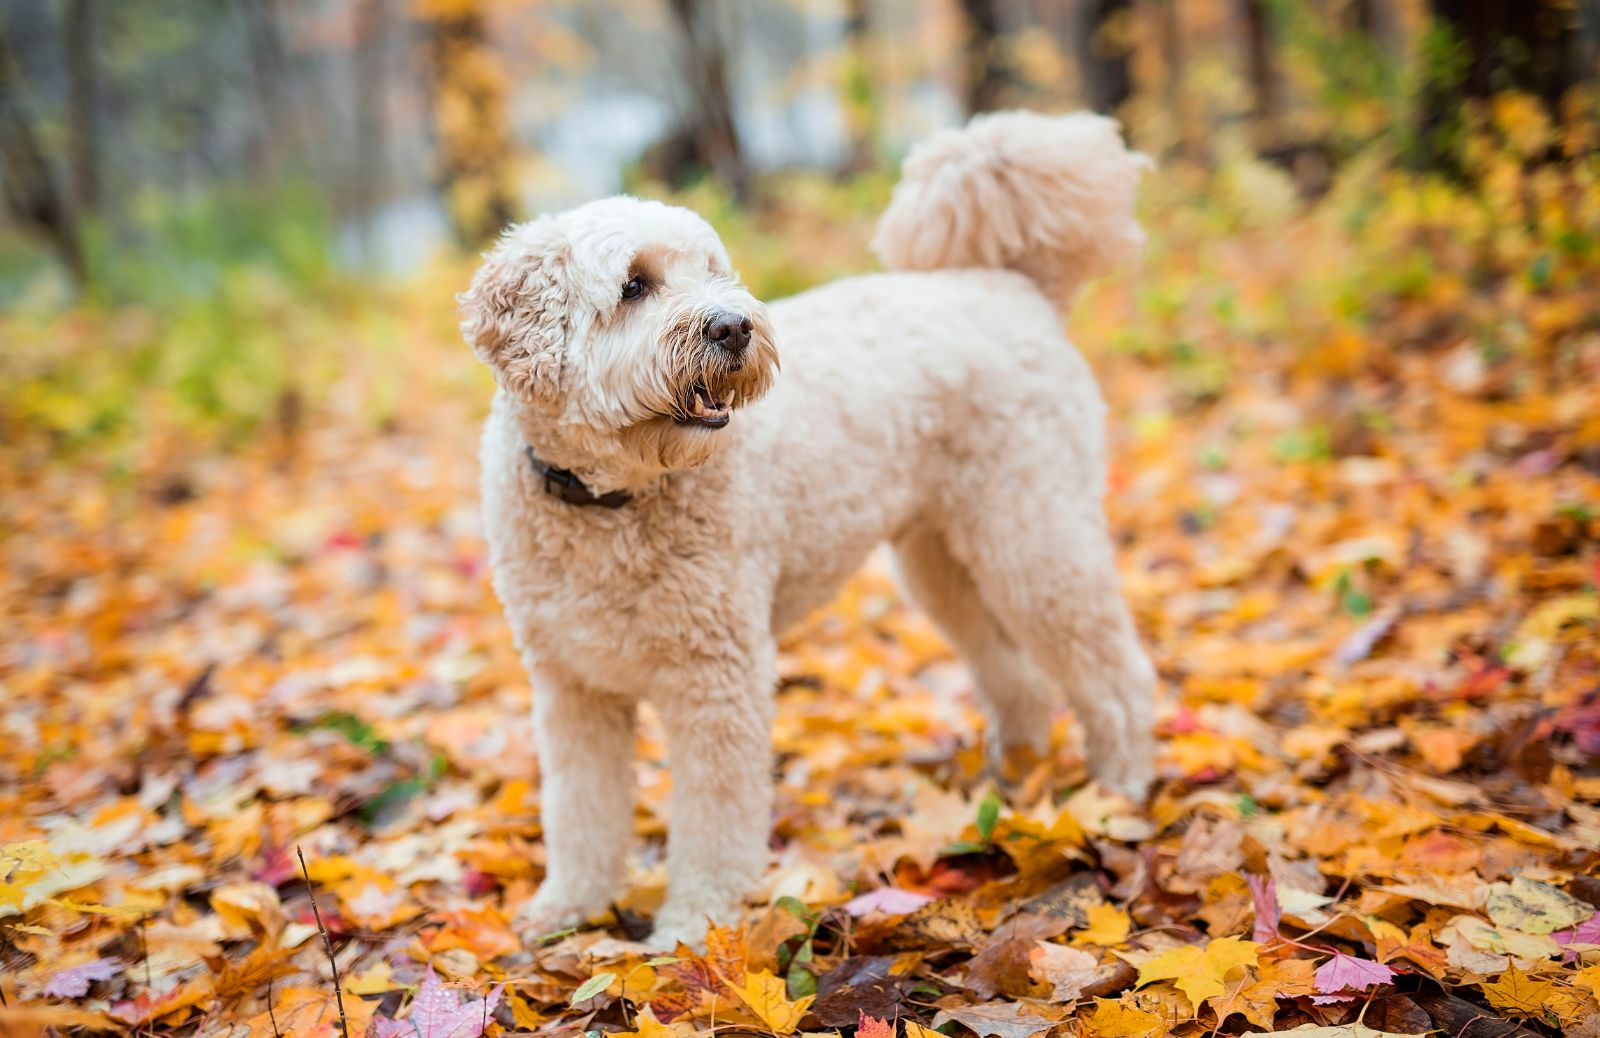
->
[3,143,1600,1038]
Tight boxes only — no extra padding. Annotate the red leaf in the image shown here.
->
[858,1010,896,1038]
[1247,874,1278,944]
[1314,953,1395,996]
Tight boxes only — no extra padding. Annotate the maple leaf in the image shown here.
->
[42,958,120,999]
[1136,936,1259,1007]
[858,1010,896,1038]
[373,966,503,1038]
[1313,953,1394,997]
[1480,968,1557,1018]
[728,970,814,1034]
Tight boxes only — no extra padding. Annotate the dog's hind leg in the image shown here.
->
[940,497,1158,800]
[893,525,1058,778]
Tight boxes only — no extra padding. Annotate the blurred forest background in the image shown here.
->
[1,0,1598,450]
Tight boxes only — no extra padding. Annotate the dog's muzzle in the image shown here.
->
[677,310,753,429]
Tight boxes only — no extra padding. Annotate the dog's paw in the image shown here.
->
[646,901,735,952]
[1095,758,1154,804]
[514,891,599,944]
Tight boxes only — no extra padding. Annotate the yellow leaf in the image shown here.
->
[729,970,814,1034]
[1480,968,1557,1018]
[1574,963,1600,999]
[1482,877,1594,934]
[1136,937,1260,1007]
[1085,997,1168,1038]
[1074,903,1132,947]
[49,898,144,919]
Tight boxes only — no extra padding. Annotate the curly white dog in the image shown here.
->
[462,110,1157,948]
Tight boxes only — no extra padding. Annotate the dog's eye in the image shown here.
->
[621,277,645,301]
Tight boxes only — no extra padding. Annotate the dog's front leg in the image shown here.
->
[519,677,637,938]
[649,672,775,949]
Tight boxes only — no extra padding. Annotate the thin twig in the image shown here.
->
[298,845,351,1038]
[268,970,283,1038]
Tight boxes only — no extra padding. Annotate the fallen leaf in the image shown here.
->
[729,970,815,1034]
[1028,941,1100,1001]
[1480,967,1558,1018]
[1136,936,1260,1006]
[930,1001,1056,1038]
[1314,953,1396,996]
[41,958,119,999]
[1483,876,1595,934]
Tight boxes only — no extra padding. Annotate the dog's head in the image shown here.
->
[460,196,778,489]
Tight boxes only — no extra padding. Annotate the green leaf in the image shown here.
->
[776,895,817,927]
[786,952,817,1001]
[976,789,1001,842]
[357,777,427,826]
[939,840,987,857]
[306,711,388,754]
[570,972,616,1006]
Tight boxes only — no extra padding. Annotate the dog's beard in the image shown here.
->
[646,299,779,429]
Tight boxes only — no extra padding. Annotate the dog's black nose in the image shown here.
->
[706,312,753,355]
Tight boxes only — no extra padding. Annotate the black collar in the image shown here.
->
[525,447,632,509]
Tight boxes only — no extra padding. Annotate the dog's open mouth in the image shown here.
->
[678,382,732,429]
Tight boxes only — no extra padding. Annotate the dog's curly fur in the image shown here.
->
[462,110,1157,947]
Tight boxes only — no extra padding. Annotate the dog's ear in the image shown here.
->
[459,220,569,408]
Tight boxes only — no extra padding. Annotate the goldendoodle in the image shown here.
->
[461,110,1157,947]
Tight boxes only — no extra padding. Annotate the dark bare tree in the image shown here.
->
[0,19,84,282]
[1416,0,1586,167]
[958,0,1009,114]
[240,0,307,173]
[840,0,879,173]
[1239,0,1281,151]
[666,0,748,199]
[65,0,99,213]
[1077,0,1132,115]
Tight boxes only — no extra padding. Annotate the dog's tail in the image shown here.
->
[871,110,1149,303]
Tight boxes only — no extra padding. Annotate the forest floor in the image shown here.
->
[2,152,1600,1038]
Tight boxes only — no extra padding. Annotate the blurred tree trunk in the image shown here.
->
[1077,0,1132,115]
[958,0,1008,114]
[353,0,388,259]
[1151,0,1203,163]
[666,0,749,199]
[840,0,879,173]
[1416,0,1585,168]
[422,0,518,246]
[65,0,99,213]
[1349,0,1401,55]
[1239,0,1281,151]
[240,0,305,172]
[0,21,84,283]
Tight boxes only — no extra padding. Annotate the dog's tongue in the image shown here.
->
[690,384,728,418]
